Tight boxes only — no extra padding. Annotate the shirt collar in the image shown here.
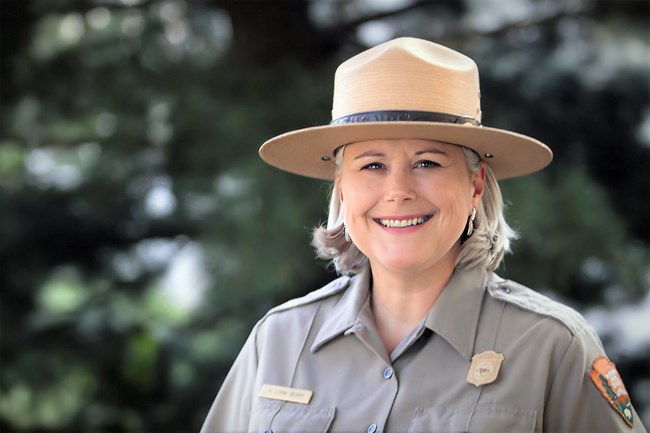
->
[424,266,489,361]
[310,264,489,361]
[311,266,371,353]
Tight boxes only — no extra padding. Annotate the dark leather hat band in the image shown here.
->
[330,110,481,126]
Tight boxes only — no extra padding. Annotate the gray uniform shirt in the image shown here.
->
[201,266,646,432]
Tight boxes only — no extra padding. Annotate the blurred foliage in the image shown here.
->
[1,0,649,431]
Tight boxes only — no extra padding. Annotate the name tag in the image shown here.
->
[259,384,313,405]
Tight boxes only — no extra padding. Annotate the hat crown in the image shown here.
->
[332,38,482,122]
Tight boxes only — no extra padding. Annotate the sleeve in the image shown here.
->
[543,325,647,432]
[200,325,259,433]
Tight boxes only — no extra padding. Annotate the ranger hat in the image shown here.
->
[259,37,552,180]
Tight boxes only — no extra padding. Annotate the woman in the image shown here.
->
[201,38,646,432]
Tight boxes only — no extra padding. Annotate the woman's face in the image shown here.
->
[338,139,485,276]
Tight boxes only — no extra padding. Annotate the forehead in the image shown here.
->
[344,139,463,157]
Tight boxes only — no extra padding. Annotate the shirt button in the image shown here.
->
[263,430,273,433]
[383,367,393,379]
[500,286,511,294]
[367,424,377,433]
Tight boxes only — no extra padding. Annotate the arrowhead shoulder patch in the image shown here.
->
[588,356,633,428]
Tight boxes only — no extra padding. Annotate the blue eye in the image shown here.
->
[362,162,384,170]
[415,160,441,168]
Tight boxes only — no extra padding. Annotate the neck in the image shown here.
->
[369,256,457,353]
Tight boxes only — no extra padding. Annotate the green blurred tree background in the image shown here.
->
[1,0,649,431]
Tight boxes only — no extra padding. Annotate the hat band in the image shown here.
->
[330,110,481,126]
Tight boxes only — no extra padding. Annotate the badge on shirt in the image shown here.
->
[466,351,504,387]
[259,384,313,405]
[589,356,633,428]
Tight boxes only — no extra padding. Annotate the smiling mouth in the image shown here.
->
[375,215,432,228]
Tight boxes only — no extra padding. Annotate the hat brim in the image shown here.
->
[259,122,552,180]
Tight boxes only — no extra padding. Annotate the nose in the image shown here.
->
[384,167,416,203]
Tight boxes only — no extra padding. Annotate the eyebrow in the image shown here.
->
[353,148,448,159]
[415,149,448,156]
[354,151,385,159]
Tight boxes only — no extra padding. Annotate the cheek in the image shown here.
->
[445,185,472,208]
[434,182,473,223]
[441,174,474,204]
[340,180,375,215]
[342,192,367,224]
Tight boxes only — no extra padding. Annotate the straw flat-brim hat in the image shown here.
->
[259,37,552,180]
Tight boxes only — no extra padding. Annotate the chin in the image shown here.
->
[372,246,457,274]
[375,255,431,272]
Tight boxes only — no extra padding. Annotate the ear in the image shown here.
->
[471,163,486,207]
[336,176,344,203]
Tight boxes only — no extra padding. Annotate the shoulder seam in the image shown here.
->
[263,275,351,318]
[488,277,589,336]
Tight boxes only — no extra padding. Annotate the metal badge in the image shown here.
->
[467,351,504,387]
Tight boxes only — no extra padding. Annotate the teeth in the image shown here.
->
[379,217,427,228]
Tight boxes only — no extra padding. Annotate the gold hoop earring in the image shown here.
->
[466,208,477,237]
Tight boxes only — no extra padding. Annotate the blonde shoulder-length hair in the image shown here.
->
[312,146,517,275]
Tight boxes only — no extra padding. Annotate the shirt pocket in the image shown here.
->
[409,402,537,433]
[249,401,336,432]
